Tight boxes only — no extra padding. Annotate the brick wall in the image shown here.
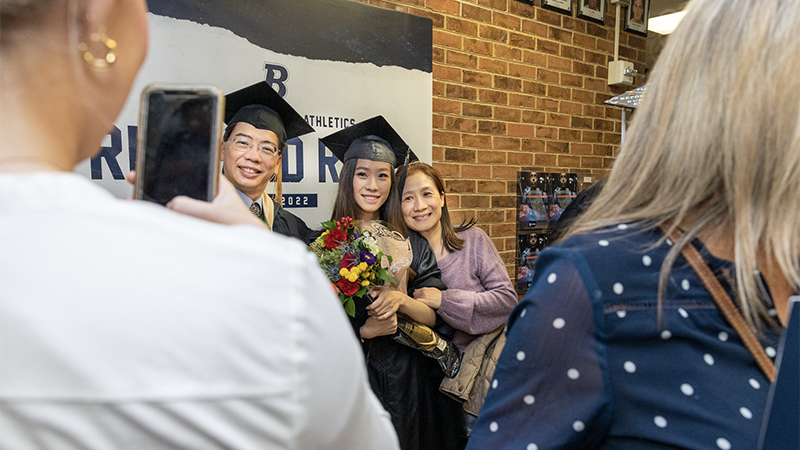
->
[352,0,646,276]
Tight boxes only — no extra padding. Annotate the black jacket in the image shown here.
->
[359,231,466,450]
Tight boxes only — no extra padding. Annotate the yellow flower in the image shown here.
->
[361,280,370,287]
[369,273,375,280]
[358,262,368,271]
[347,272,360,282]
[339,268,349,277]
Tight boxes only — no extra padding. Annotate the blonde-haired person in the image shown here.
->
[468,0,797,449]
[0,0,399,448]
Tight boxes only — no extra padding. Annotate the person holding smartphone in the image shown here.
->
[0,0,399,448]
[222,81,314,242]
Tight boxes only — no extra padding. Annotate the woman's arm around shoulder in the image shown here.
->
[437,227,518,335]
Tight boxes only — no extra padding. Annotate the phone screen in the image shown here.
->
[139,90,218,205]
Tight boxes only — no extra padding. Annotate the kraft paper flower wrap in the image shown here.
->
[309,217,395,317]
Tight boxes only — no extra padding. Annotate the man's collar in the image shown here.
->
[234,189,263,209]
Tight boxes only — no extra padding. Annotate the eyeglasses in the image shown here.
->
[231,136,281,158]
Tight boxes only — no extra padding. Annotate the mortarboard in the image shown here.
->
[224,81,314,145]
[320,116,418,169]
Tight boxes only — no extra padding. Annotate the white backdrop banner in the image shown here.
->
[76,0,433,227]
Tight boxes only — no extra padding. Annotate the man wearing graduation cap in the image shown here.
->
[222,81,313,243]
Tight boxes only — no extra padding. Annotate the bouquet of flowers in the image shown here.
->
[309,216,395,317]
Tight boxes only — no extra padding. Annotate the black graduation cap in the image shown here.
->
[224,81,314,144]
[319,116,418,169]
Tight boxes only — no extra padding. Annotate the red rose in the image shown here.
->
[337,278,360,296]
[339,252,358,269]
[324,228,348,250]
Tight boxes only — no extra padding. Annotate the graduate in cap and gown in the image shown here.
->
[320,116,467,450]
[222,81,313,242]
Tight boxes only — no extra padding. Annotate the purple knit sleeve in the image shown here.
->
[437,228,518,336]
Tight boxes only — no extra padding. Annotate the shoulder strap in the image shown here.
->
[661,226,776,382]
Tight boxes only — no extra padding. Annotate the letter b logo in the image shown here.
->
[264,63,289,97]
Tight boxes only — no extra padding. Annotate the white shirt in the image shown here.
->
[0,173,398,450]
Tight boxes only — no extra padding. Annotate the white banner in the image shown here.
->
[76,0,432,227]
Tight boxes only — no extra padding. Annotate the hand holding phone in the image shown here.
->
[134,83,223,205]
[166,175,266,229]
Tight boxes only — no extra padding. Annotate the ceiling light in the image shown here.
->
[648,11,686,35]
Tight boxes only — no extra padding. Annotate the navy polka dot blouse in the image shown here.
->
[467,226,780,450]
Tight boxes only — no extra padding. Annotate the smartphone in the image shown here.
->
[134,83,224,205]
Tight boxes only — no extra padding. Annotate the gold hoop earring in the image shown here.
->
[78,28,117,70]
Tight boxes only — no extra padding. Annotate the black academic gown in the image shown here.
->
[265,199,311,244]
[352,231,467,450]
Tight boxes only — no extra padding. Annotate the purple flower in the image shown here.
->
[353,233,360,239]
[360,250,375,265]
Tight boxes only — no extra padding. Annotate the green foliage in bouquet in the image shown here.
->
[309,217,395,317]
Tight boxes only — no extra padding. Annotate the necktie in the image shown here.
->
[249,202,262,217]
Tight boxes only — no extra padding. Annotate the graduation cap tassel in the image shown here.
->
[397,147,412,194]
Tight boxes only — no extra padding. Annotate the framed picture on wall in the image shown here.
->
[542,0,573,16]
[512,0,534,5]
[578,0,606,25]
[624,0,649,36]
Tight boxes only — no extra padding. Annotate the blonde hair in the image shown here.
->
[566,0,800,331]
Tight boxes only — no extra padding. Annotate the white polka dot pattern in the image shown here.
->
[527,444,538,450]
[749,378,761,389]
[598,239,609,247]
[766,346,776,358]
[567,369,580,380]
[740,407,752,419]
[703,354,715,365]
[718,332,729,342]
[624,361,636,373]
[573,421,585,432]
[678,308,689,318]
[492,379,498,389]
[716,437,731,449]
[547,273,557,284]
[613,283,624,294]
[489,421,498,432]
[617,310,627,318]
[517,351,526,361]
[654,416,667,428]
[523,395,535,405]
[642,255,652,266]
[661,330,672,339]
[617,224,629,230]
[681,279,690,291]
[553,318,565,329]
[681,384,694,396]
[520,308,527,318]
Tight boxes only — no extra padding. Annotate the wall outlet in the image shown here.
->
[608,60,635,86]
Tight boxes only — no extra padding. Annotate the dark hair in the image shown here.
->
[401,162,474,252]
[332,158,406,235]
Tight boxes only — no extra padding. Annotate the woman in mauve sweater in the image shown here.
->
[399,162,518,351]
